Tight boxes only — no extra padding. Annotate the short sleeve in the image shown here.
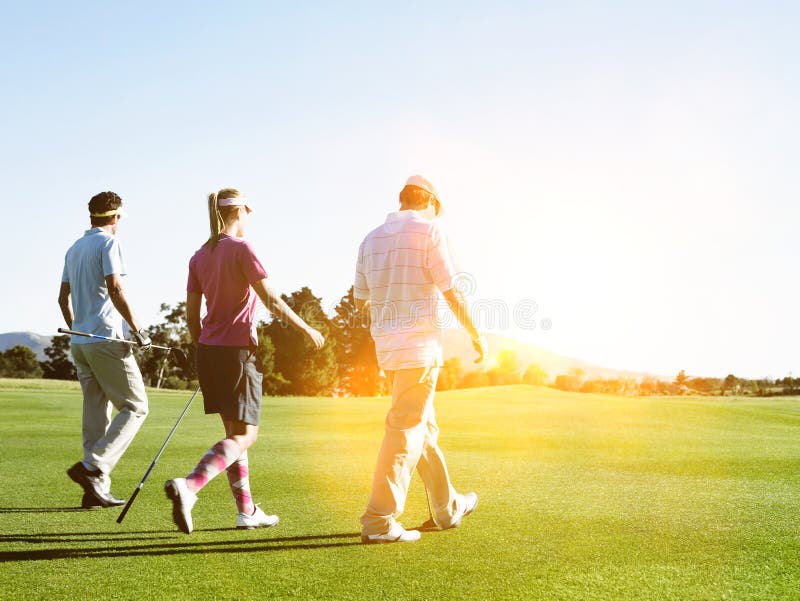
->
[353,241,369,300]
[238,241,268,285]
[426,224,457,292]
[187,255,202,293]
[61,257,69,283]
[102,237,126,277]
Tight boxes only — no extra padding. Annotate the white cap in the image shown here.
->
[404,175,438,200]
[218,196,254,212]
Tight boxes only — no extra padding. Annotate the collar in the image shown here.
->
[84,227,110,236]
[385,210,427,224]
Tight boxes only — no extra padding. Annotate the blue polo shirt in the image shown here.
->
[61,228,127,344]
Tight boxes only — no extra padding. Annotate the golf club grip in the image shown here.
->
[116,485,142,524]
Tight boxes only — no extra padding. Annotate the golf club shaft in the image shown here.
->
[117,385,201,524]
[57,327,172,352]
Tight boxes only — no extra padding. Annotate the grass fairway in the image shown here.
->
[1,380,799,600]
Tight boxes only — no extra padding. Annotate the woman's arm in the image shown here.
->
[251,279,325,349]
[186,292,203,344]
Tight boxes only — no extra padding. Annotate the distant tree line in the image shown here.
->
[435,349,548,391]
[3,294,797,399]
[438,354,800,398]
[547,368,800,397]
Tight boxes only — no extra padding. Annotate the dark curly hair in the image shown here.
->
[88,191,123,226]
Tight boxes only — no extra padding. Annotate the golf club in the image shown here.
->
[117,385,201,524]
[421,485,436,530]
[57,327,190,372]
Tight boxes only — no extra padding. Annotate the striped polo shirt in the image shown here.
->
[354,210,457,371]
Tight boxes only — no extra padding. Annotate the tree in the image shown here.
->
[263,287,338,396]
[638,376,659,396]
[0,345,43,379]
[40,335,77,380]
[675,370,688,387]
[553,373,580,392]
[459,369,490,389]
[581,378,627,394]
[755,378,771,396]
[487,350,522,386]
[254,325,290,395]
[138,302,197,388]
[722,374,738,396]
[522,364,548,386]
[331,287,381,396]
[437,358,463,391]
[686,377,722,394]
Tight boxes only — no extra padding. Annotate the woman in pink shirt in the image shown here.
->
[165,188,325,534]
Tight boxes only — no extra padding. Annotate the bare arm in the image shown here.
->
[252,279,325,349]
[186,292,202,344]
[105,273,143,333]
[58,282,73,328]
[443,287,486,363]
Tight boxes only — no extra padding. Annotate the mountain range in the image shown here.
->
[0,332,52,360]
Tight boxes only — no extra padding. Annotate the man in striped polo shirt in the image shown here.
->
[354,175,487,544]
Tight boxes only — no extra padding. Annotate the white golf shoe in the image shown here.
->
[447,491,479,529]
[236,504,279,529]
[361,523,422,544]
[165,478,197,534]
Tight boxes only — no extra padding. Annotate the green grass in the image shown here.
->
[1,379,799,600]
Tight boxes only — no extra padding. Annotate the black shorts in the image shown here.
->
[196,344,263,425]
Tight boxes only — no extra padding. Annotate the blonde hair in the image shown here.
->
[207,188,244,250]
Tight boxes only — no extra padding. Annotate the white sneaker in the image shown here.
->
[236,504,279,529]
[361,523,421,544]
[448,492,478,529]
[165,478,197,534]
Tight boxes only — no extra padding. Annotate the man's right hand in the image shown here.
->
[472,335,488,364]
[132,329,152,350]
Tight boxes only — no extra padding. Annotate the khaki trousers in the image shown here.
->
[360,366,463,535]
[71,342,149,475]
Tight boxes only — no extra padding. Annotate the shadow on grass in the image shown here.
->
[411,518,440,532]
[0,531,362,562]
[0,507,89,513]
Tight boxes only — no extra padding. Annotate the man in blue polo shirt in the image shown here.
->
[59,191,151,508]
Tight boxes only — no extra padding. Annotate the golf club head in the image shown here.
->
[170,348,191,373]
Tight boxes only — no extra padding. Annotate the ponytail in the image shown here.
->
[206,188,243,250]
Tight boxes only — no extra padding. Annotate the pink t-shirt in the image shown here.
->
[187,234,268,347]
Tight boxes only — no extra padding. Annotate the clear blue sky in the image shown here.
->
[1,2,797,378]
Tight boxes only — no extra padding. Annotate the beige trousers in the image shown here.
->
[360,366,464,535]
[71,342,149,476]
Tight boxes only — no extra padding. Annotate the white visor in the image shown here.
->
[218,197,253,212]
